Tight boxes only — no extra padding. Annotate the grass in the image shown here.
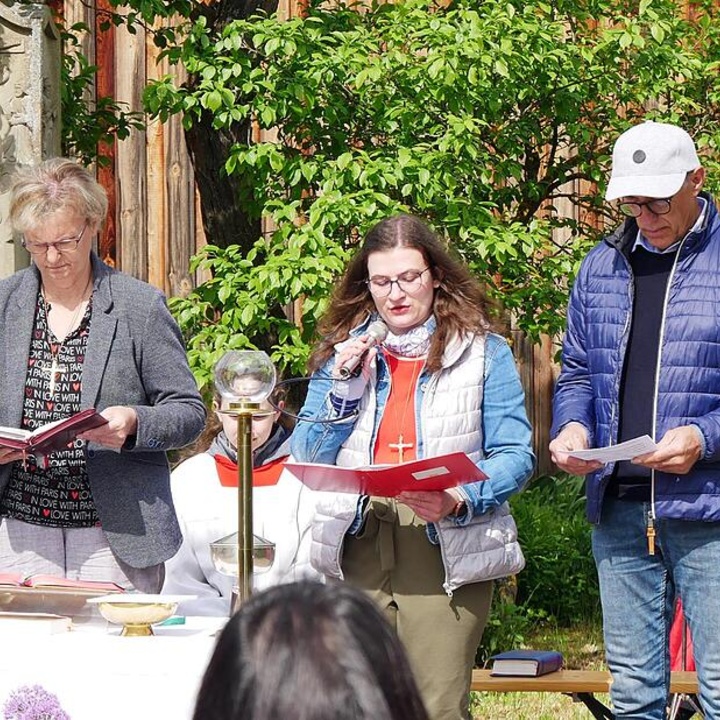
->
[471,616,608,720]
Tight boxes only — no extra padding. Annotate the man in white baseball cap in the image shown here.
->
[550,119,720,719]
[606,120,701,200]
[604,121,706,251]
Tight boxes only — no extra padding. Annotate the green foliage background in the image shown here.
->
[128,0,720,388]
[61,23,144,166]
[512,474,599,622]
[477,474,600,663]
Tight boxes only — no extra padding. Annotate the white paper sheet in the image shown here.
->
[568,435,658,463]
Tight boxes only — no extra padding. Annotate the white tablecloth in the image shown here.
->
[0,617,224,720]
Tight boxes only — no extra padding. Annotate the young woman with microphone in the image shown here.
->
[291,214,534,720]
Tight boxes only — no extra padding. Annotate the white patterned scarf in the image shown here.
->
[380,314,436,358]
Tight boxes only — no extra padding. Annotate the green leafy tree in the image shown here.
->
[116,0,720,388]
[61,23,144,165]
[98,0,280,247]
[7,1,142,165]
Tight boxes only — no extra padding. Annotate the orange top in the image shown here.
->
[374,354,424,465]
[214,453,286,487]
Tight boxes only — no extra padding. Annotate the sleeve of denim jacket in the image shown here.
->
[459,335,535,518]
[549,258,597,444]
[290,358,361,464]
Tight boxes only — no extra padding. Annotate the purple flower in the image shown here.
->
[3,685,70,720]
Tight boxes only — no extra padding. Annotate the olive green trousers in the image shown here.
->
[342,498,493,720]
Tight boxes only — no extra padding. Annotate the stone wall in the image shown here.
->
[0,1,60,276]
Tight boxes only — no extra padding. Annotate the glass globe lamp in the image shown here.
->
[214,350,276,405]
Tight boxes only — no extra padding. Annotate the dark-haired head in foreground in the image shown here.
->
[193,580,429,720]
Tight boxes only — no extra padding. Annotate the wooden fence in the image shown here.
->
[62,0,307,293]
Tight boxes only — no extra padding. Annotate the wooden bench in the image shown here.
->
[471,669,699,719]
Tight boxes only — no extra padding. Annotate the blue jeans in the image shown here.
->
[592,497,720,720]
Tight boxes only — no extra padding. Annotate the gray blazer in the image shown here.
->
[0,254,206,568]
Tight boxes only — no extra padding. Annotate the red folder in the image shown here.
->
[285,452,486,497]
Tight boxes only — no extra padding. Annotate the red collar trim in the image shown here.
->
[214,454,286,487]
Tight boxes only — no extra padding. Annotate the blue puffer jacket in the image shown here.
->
[552,193,720,523]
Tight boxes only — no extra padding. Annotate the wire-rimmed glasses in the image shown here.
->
[22,222,88,256]
[618,198,672,218]
[366,267,431,297]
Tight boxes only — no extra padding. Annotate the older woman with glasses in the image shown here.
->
[291,214,534,720]
[0,157,206,592]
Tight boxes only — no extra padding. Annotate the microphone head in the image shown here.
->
[367,320,388,344]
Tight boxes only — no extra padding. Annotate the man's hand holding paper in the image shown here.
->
[568,434,658,463]
[630,426,703,475]
[549,422,603,475]
[567,426,703,475]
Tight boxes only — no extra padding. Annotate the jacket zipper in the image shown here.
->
[648,239,688,546]
[598,244,634,521]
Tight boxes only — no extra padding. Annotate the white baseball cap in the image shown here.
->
[605,121,700,201]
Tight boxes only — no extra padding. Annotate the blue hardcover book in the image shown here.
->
[490,649,563,677]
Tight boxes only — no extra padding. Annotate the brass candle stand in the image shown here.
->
[228,399,258,611]
[213,350,277,613]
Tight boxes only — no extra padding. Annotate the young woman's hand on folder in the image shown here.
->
[397,489,459,522]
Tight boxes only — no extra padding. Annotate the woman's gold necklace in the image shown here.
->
[387,352,423,464]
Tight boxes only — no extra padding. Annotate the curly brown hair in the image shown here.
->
[309,214,495,374]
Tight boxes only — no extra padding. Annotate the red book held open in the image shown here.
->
[285,452,486,497]
[0,408,107,459]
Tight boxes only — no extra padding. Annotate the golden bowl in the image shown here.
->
[209,532,275,576]
[87,594,184,636]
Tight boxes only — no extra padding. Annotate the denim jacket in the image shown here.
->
[291,323,533,592]
[292,324,534,519]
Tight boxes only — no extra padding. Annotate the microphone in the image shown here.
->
[336,321,388,379]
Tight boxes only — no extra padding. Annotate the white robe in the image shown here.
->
[163,453,321,616]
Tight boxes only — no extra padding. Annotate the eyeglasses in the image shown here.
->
[618,198,672,218]
[22,222,88,256]
[366,267,431,297]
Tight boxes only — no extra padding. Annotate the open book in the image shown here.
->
[0,408,107,458]
[285,452,486,497]
[0,573,124,593]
